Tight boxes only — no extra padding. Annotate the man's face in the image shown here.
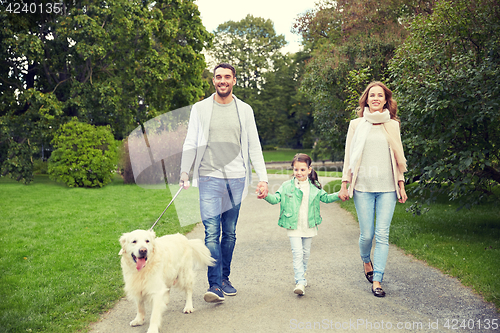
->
[213,68,236,98]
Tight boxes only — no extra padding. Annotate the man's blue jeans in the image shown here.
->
[353,190,397,283]
[199,176,245,288]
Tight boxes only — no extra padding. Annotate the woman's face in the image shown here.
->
[293,161,311,181]
[367,85,386,113]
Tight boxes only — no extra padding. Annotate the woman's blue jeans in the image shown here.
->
[199,176,245,288]
[289,237,313,286]
[353,190,397,283]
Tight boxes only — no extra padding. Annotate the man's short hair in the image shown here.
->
[214,63,236,78]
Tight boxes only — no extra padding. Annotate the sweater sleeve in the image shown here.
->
[180,104,199,175]
[246,105,268,183]
[342,120,356,183]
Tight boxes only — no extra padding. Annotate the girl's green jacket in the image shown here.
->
[264,178,340,230]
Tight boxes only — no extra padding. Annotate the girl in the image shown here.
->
[260,153,340,295]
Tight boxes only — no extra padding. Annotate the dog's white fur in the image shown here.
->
[119,229,214,333]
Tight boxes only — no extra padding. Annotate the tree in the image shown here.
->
[293,0,434,153]
[208,15,316,147]
[389,0,500,209]
[257,52,314,148]
[0,0,211,183]
[207,14,286,102]
[201,69,215,99]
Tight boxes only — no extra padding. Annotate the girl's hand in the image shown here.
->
[256,181,268,199]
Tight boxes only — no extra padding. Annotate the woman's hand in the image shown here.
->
[339,181,349,201]
[398,182,407,203]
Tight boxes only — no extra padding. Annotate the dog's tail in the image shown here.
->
[188,239,216,268]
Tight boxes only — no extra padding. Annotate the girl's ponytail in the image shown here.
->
[309,168,321,189]
[292,153,322,189]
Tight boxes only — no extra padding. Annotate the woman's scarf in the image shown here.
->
[349,108,407,174]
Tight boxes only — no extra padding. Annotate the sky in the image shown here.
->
[194,0,320,54]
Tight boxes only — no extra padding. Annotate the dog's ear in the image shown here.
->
[148,230,156,253]
[118,233,128,255]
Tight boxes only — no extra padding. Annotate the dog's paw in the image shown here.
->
[183,306,194,314]
[130,317,144,327]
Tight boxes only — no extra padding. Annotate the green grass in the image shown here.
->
[0,175,194,333]
[262,148,312,162]
[324,179,500,310]
[3,173,499,333]
[262,148,341,178]
[266,168,342,178]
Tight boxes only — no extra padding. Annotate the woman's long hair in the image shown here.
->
[291,153,321,189]
[357,81,399,122]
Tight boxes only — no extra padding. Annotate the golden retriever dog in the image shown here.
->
[119,229,215,333]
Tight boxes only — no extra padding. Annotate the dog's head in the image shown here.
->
[119,229,156,271]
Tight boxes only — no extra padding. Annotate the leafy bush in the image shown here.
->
[48,120,118,187]
[33,159,48,175]
[0,137,35,184]
[263,145,277,151]
[0,121,36,184]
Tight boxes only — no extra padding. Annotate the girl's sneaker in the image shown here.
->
[294,284,305,295]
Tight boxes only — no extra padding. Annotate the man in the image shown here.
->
[180,63,269,303]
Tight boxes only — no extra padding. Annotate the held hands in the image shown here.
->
[256,181,268,199]
[179,172,190,189]
[338,182,349,201]
[179,174,269,198]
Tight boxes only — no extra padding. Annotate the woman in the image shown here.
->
[338,82,407,297]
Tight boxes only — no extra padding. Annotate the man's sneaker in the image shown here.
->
[294,284,305,295]
[221,279,237,296]
[204,285,225,303]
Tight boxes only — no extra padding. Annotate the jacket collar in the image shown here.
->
[290,177,321,195]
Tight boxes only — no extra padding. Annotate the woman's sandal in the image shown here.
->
[364,261,374,283]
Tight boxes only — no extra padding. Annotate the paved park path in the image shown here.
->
[89,174,499,333]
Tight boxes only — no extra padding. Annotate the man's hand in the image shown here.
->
[256,181,268,199]
[179,172,190,189]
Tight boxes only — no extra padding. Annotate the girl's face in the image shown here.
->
[367,85,386,113]
[293,161,311,181]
